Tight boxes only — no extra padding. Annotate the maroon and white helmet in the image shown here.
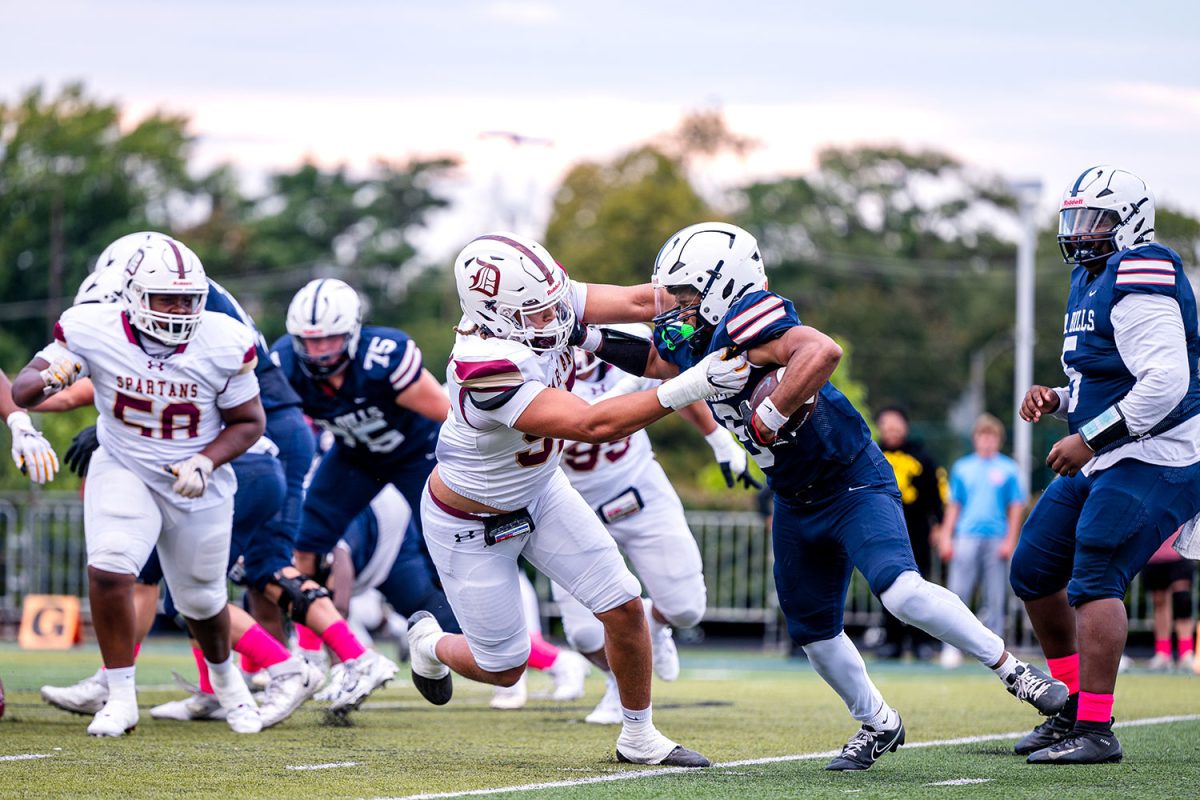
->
[77,231,174,306]
[120,235,208,345]
[454,232,575,353]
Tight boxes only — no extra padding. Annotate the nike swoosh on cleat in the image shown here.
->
[1047,746,1082,759]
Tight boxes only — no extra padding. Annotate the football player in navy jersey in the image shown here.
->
[573,222,1068,771]
[1013,167,1200,765]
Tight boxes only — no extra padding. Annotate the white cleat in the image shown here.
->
[87,697,139,737]
[644,598,680,681]
[259,659,324,728]
[548,651,591,702]
[313,662,346,702]
[42,668,109,715]
[224,702,263,734]
[329,650,398,714]
[585,673,623,725]
[490,673,528,710]
[150,692,227,721]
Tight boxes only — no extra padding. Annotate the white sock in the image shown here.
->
[880,571,1006,665]
[267,656,301,679]
[991,652,1018,681]
[106,666,135,703]
[206,655,253,708]
[803,632,886,722]
[864,703,898,730]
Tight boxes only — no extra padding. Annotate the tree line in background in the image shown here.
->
[3,84,1199,500]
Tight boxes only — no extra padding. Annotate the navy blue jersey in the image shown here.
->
[271,324,437,465]
[1061,243,1200,445]
[655,290,872,494]
[205,279,302,412]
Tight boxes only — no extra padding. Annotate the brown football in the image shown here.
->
[748,368,817,435]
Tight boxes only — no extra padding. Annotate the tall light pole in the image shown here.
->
[1011,180,1043,495]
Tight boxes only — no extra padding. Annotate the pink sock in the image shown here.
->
[235,624,291,670]
[527,632,559,671]
[1046,653,1080,695]
[297,624,322,652]
[133,643,142,660]
[1155,638,1173,657]
[192,647,214,695]
[1181,638,1194,654]
[321,620,366,662]
[1077,691,1114,724]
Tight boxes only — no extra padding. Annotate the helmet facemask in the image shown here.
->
[126,283,207,346]
[502,283,576,353]
[293,333,353,379]
[652,283,709,353]
[1057,207,1123,268]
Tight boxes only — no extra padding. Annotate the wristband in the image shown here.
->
[1078,404,1130,452]
[755,397,790,433]
[578,326,603,352]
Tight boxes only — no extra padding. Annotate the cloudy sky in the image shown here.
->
[6,1,1200,257]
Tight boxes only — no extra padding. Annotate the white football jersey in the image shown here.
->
[39,303,260,510]
[436,333,576,511]
[561,362,655,503]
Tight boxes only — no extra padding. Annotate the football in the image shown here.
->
[748,367,817,435]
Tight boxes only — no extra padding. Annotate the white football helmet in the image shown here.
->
[453,232,575,353]
[286,278,363,378]
[73,266,126,306]
[1058,165,1155,267]
[651,223,765,350]
[121,236,208,345]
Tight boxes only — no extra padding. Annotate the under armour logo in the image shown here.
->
[467,260,500,298]
[147,360,166,371]
[453,530,479,543]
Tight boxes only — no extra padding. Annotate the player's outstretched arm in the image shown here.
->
[395,369,451,423]
[581,283,656,324]
[2,368,60,484]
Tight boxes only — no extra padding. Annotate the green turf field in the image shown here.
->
[2,641,1198,799]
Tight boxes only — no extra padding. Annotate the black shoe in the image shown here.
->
[825,716,906,771]
[1014,712,1075,754]
[1026,723,1123,764]
[1004,661,1069,716]
[407,611,453,706]
[617,745,711,768]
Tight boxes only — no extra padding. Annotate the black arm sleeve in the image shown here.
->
[596,329,652,377]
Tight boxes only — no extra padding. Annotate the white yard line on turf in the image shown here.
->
[286,762,360,771]
[369,714,1200,800]
[928,778,992,786]
[0,754,54,762]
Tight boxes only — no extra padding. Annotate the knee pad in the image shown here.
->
[564,617,606,655]
[172,585,227,622]
[653,596,705,630]
[879,570,934,624]
[272,573,329,625]
[1173,589,1193,620]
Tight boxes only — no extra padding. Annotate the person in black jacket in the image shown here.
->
[874,406,945,659]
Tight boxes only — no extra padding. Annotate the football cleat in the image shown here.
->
[1027,725,1123,764]
[489,673,528,710]
[408,611,453,706]
[314,662,346,702]
[329,649,398,714]
[259,659,323,728]
[41,668,108,715]
[1004,661,1069,716]
[615,728,710,767]
[585,673,622,725]
[548,650,591,701]
[150,691,227,721]
[825,716,906,771]
[87,697,139,737]
[224,702,263,734]
[1147,652,1173,672]
[1014,711,1075,755]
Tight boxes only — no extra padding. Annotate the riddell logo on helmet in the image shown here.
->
[468,260,500,298]
[1062,198,1085,207]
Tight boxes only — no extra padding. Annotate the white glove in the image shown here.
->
[704,427,761,490]
[167,454,214,498]
[656,349,750,410]
[39,356,85,396]
[7,411,59,484]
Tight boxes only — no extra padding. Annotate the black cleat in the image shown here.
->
[825,716,906,771]
[407,611,453,706]
[1004,661,1069,716]
[1014,694,1077,755]
[1026,723,1123,764]
[617,745,711,768]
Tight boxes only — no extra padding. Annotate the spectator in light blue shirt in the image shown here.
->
[936,414,1026,663]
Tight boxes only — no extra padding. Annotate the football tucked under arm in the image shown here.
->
[741,368,817,445]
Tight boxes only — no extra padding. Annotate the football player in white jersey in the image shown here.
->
[554,334,755,723]
[407,232,751,767]
[11,236,265,737]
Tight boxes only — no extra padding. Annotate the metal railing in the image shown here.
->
[0,493,1179,649]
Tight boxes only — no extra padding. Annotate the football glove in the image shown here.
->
[656,349,750,410]
[39,356,84,396]
[704,427,762,490]
[7,411,59,484]
[739,399,799,447]
[64,424,99,478]
[166,454,214,498]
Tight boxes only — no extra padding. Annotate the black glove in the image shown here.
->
[739,400,798,448]
[64,425,99,477]
[720,461,764,491]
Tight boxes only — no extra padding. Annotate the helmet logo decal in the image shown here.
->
[165,239,187,278]
[126,249,145,277]
[468,259,501,297]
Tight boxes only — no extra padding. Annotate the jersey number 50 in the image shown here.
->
[114,392,201,439]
